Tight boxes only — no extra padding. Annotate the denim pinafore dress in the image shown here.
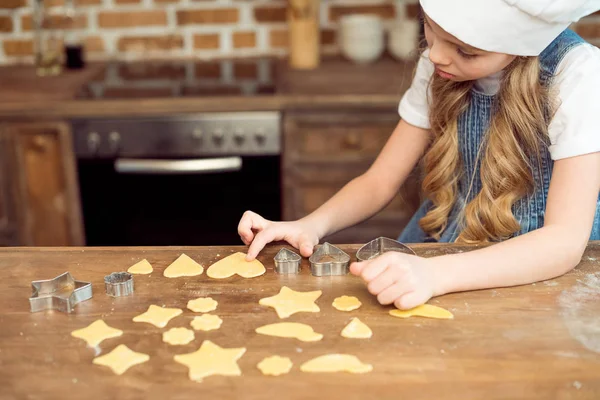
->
[399,29,600,243]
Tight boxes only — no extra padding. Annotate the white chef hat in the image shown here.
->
[419,0,600,56]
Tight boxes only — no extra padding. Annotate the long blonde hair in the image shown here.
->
[419,56,551,242]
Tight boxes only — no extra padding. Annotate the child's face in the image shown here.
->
[423,14,517,82]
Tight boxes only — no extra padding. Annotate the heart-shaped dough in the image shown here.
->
[206,252,266,279]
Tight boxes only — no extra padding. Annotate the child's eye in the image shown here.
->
[457,48,477,60]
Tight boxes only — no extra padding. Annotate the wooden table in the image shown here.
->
[1,243,599,399]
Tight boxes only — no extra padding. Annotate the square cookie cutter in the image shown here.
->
[274,248,301,274]
[104,272,134,297]
[356,237,416,261]
[309,242,350,276]
[29,271,93,313]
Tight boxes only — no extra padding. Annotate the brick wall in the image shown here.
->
[0,0,597,65]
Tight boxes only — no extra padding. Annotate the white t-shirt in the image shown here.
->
[398,44,600,160]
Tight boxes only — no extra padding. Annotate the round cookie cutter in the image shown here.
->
[104,272,134,297]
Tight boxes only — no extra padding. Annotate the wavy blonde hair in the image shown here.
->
[418,56,552,243]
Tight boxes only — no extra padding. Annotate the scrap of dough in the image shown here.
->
[259,286,322,319]
[341,318,372,339]
[206,252,265,279]
[332,295,362,311]
[93,344,149,375]
[389,304,454,319]
[127,259,153,274]
[300,354,372,374]
[257,356,293,376]
[132,305,183,328]
[256,322,323,342]
[163,327,195,345]
[71,320,123,347]
[174,340,246,382]
[187,297,218,313]
[164,254,204,278]
[190,314,223,331]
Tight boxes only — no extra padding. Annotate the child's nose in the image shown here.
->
[428,42,452,67]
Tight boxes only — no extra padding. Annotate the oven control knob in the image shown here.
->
[255,128,266,144]
[212,129,225,145]
[192,128,204,141]
[108,131,121,152]
[233,128,245,144]
[87,132,101,154]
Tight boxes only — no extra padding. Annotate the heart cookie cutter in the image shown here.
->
[104,272,134,297]
[274,248,301,274]
[356,237,415,261]
[29,272,93,313]
[309,242,350,276]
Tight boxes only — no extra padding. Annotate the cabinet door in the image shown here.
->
[1,122,84,246]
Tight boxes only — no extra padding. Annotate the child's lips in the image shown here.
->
[436,68,455,79]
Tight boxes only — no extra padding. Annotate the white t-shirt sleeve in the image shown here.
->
[398,49,434,129]
[547,43,600,160]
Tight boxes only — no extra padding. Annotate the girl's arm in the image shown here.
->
[351,151,600,309]
[430,151,600,295]
[303,119,430,239]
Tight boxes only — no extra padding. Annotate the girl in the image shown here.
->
[238,0,600,310]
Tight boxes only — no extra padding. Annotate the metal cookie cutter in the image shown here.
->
[274,248,301,274]
[104,272,134,297]
[356,236,416,261]
[29,272,93,313]
[309,242,350,276]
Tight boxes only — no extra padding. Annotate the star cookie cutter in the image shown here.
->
[274,248,301,274]
[309,242,350,276]
[29,272,92,313]
[104,272,134,297]
[356,237,416,261]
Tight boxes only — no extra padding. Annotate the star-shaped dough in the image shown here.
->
[259,286,322,319]
[174,340,246,382]
[132,305,183,328]
[93,344,149,375]
[164,254,204,278]
[71,320,123,347]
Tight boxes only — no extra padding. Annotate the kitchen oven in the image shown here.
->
[70,112,281,246]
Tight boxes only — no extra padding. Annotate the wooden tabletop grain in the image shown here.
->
[1,243,599,399]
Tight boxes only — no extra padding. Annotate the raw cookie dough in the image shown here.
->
[207,252,265,279]
[256,322,323,342]
[187,297,218,313]
[127,259,153,275]
[174,340,246,382]
[132,305,183,328]
[190,314,223,331]
[93,344,149,375]
[257,356,293,376]
[341,318,372,339]
[71,320,123,347]
[300,354,372,374]
[164,254,204,278]
[259,286,322,319]
[332,295,362,311]
[389,304,454,319]
[163,327,195,345]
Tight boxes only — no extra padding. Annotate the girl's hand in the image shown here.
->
[349,252,438,310]
[237,210,320,261]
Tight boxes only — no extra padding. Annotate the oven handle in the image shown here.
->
[114,157,242,174]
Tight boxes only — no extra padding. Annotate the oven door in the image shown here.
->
[77,155,281,246]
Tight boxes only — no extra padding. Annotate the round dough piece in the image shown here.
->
[332,295,362,311]
[163,327,195,345]
[257,355,293,376]
[187,297,218,313]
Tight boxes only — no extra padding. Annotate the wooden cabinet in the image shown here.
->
[0,122,83,246]
[283,110,421,244]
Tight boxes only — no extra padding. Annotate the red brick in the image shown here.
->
[117,35,184,52]
[193,34,220,49]
[84,36,105,53]
[98,11,167,28]
[177,8,239,25]
[3,39,33,56]
[114,0,141,3]
[329,4,396,22]
[269,29,288,48]
[321,29,335,45]
[233,31,256,49]
[0,16,13,33]
[22,14,87,31]
[254,6,286,23]
[406,3,421,19]
[195,63,221,79]
[233,62,258,79]
[0,0,25,9]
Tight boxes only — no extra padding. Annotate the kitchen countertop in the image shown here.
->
[1,243,599,399]
[0,56,415,119]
